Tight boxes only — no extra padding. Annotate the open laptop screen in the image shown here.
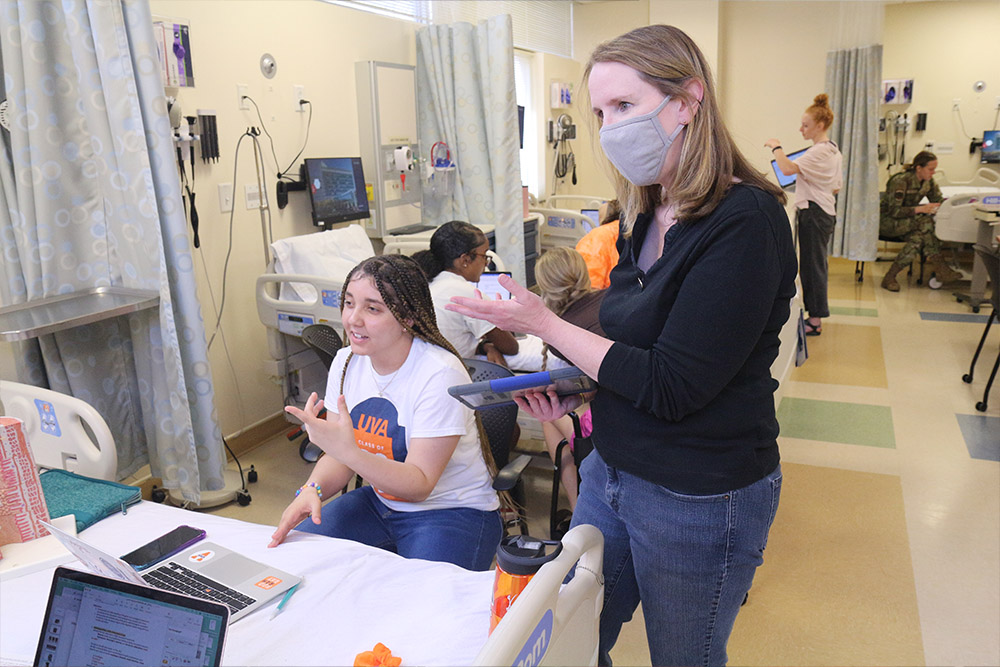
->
[35,567,228,667]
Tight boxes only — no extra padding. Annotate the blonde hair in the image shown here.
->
[535,248,593,369]
[807,94,834,129]
[582,25,786,235]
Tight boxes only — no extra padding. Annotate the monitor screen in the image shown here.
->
[304,157,370,227]
[769,147,810,189]
[982,130,1000,164]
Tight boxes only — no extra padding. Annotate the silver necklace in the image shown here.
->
[370,362,400,397]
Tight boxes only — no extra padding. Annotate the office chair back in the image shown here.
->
[462,359,529,534]
[300,324,344,370]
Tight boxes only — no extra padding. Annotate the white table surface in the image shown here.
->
[0,501,495,666]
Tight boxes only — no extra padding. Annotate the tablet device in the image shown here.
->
[476,271,512,300]
[580,208,600,231]
[449,366,597,409]
[770,147,809,189]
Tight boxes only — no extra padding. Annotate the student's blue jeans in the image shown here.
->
[571,449,782,667]
[295,485,502,571]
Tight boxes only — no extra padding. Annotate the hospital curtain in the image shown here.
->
[0,0,225,502]
[416,15,526,283]
[824,2,884,261]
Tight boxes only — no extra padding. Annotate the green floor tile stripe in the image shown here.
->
[829,306,878,317]
[777,397,896,448]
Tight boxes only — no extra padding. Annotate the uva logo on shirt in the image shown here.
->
[350,397,407,462]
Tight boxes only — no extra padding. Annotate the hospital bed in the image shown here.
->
[0,500,604,666]
[255,225,375,411]
[531,207,597,250]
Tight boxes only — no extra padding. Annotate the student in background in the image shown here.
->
[575,199,621,289]
[878,151,962,292]
[413,221,519,366]
[450,24,795,665]
[765,94,842,336]
[269,255,502,572]
[534,247,606,511]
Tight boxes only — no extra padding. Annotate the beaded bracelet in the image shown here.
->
[295,481,322,500]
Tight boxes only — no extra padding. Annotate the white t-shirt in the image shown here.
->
[429,271,495,358]
[794,140,843,216]
[324,338,499,513]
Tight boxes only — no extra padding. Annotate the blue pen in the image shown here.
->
[269,578,303,620]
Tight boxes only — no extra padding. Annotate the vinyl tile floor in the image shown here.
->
[200,257,998,666]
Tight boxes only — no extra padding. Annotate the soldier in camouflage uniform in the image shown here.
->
[879,151,962,291]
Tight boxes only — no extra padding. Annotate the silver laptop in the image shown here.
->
[35,566,228,667]
[42,521,300,623]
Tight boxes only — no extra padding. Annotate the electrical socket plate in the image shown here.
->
[218,183,233,213]
[238,84,249,111]
[245,184,260,209]
[293,85,305,113]
[952,98,961,110]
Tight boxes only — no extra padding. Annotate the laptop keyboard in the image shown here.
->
[142,561,257,614]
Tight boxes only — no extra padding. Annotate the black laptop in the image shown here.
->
[34,566,228,667]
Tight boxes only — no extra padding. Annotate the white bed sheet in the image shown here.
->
[0,501,494,667]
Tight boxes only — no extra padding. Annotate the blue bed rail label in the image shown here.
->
[513,609,553,667]
[321,289,341,308]
[981,194,1000,207]
[547,215,577,229]
[35,399,61,437]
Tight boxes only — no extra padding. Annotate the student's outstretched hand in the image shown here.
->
[268,489,321,548]
[285,393,356,462]
[446,274,555,338]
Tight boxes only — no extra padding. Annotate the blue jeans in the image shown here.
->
[295,485,502,571]
[571,449,782,667]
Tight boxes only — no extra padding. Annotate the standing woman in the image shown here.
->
[412,221,519,365]
[268,255,502,571]
[449,25,796,666]
[765,94,842,336]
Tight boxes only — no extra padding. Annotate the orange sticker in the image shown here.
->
[188,550,214,563]
[255,576,283,590]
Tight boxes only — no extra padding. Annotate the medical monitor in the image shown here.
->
[770,147,809,189]
[981,131,1000,164]
[304,157,370,228]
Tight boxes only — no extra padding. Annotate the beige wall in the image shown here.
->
[147,0,416,437]
[883,1,1000,184]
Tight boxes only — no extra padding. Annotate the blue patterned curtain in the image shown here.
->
[416,15,525,283]
[0,0,224,502]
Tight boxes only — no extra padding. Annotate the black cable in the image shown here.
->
[243,95,287,180]
[279,100,312,179]
[222,436,247,493]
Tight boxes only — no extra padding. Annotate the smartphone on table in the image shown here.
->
[120,525,206,571]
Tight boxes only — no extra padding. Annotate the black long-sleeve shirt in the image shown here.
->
[593,184,797,495]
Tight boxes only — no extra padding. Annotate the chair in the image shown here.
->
[854,192,926,284]
[292,324,344,462]
[0,380,117,480]
[462,358,532,535]
[549,411,594,540]
[961,244,999,412]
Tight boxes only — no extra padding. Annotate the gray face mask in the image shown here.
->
[599,95,684,186]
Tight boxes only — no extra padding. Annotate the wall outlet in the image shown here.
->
[935,142,954,155]
[245,184,260,209]
[237,84,249,111]
[293,85,306,112]
[995,96,1000,110]
[952,98,961,110]
[218,183,233,213]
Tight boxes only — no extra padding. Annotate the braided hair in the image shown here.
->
[412,221,487,280]
[535,248,593,370]
[337,255,504,485]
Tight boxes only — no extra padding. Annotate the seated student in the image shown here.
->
[268,255,502,572]
[575,199,621,289]
[413,221,519,366]
[534,247,605,511]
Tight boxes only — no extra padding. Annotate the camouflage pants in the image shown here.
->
[879,213,942,266]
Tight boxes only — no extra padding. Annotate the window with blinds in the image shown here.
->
[324,0,573,58]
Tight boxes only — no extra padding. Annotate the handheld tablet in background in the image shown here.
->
[769,147,808,189]
[580,208,600,231]
[475,272,512,301]
[448,366,597,409]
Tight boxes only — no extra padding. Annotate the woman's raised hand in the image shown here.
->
[284,393,356,461]
[446,274,554,338]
